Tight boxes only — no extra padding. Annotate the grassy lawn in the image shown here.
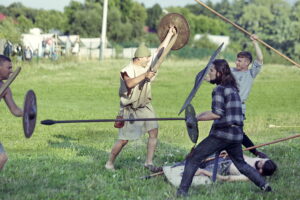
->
[0,58,299,199]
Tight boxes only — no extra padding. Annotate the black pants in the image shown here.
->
[178,135,266,193]
[243,132,258,155]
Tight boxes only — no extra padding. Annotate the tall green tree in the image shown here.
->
[0,17,22,44]
[287,1,300,61]
[128,2,147,39]
[17,15,34,33]
[107,7,132,42]
[35,10,67,33]
[64,1,102,37]
[146,4,163,32]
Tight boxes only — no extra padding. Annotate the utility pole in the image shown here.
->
[100,0,108,60]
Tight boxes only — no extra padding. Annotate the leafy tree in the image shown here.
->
[107,7,132,42]
[146,4,163,32]
[65,1,102,37]
[0,17,22,44]
[287,0,300,61]
[6,2,37,23]
[35,10,67,33]
[17,15,34,33]
[109,0,133,23]
[185,0,216,18]
[128,2,147,39]
[193,34,218,49]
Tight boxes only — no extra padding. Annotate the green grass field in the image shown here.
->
[0,58,299,199]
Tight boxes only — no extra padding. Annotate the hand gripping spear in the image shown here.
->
[194,0,300,68]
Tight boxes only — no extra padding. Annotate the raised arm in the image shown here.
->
[251,34,263,64]
[156,26,177,54]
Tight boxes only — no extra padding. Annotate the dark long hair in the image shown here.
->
[212,59,238,90]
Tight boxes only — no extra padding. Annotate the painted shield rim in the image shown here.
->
[23,90,37,138]
[185,104,199,144]
[157,13,190,50]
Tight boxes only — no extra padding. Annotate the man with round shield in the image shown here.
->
[105,27,177,172]
[0,55,23,170]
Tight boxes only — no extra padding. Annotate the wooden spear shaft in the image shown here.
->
[194,0,300,68]
[243,133,300,151]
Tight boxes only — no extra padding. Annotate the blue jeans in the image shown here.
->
[178,135,267,193]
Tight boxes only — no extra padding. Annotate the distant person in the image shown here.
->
[16,45,23,61]
[105,26,177,172]
[24,46,33,61]
[72,39,80,56]
[3,41,13,58]
[0,55,23,170]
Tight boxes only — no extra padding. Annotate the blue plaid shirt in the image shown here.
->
[210,85,244,143]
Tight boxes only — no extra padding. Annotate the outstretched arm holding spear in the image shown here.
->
[194,0,300,68]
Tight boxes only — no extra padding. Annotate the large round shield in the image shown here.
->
[157,13,190,50]
[185,104,199,144]
[23,90,37,138]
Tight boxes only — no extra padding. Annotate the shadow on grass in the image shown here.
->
[2,132,298,199]
[47,134,107,161]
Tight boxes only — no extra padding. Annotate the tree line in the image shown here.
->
[0,0,299,63]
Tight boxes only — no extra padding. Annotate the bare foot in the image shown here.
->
[105,162,115,171]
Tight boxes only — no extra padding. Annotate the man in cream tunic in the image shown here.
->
[105,27,176,171]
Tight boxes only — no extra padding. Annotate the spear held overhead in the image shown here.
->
[194,0,300,68]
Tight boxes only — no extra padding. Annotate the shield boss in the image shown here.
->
[185,104,199,144]
[23,90,37,138]
[157,13,190,50]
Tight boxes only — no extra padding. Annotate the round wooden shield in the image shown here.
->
[157,13,190,50]
[185,104,199,144]
[23,90,37,138]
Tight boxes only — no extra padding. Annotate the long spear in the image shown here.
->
[41,117,185,125]
[194,0,300,68]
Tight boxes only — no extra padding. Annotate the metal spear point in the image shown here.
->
[41,104,199,144]
[41,117,185,125]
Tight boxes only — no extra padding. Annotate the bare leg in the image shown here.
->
[0,153,8,170]
[145,128,158,166]
[105,139,128,170]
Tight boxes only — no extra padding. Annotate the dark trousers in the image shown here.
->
[242,114,257,155]
[243,132,257,155]
[178,135,266,193]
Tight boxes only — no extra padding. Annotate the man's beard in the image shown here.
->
[209,75,221,85]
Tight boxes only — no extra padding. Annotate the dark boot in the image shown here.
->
[261,183,272,192]
[176,188,188,198]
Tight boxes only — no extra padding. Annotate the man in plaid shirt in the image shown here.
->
[177,59,271,197]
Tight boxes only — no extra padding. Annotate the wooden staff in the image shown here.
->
[243,133,300,151]
[194,0,300,68]
[269,124,300,128]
